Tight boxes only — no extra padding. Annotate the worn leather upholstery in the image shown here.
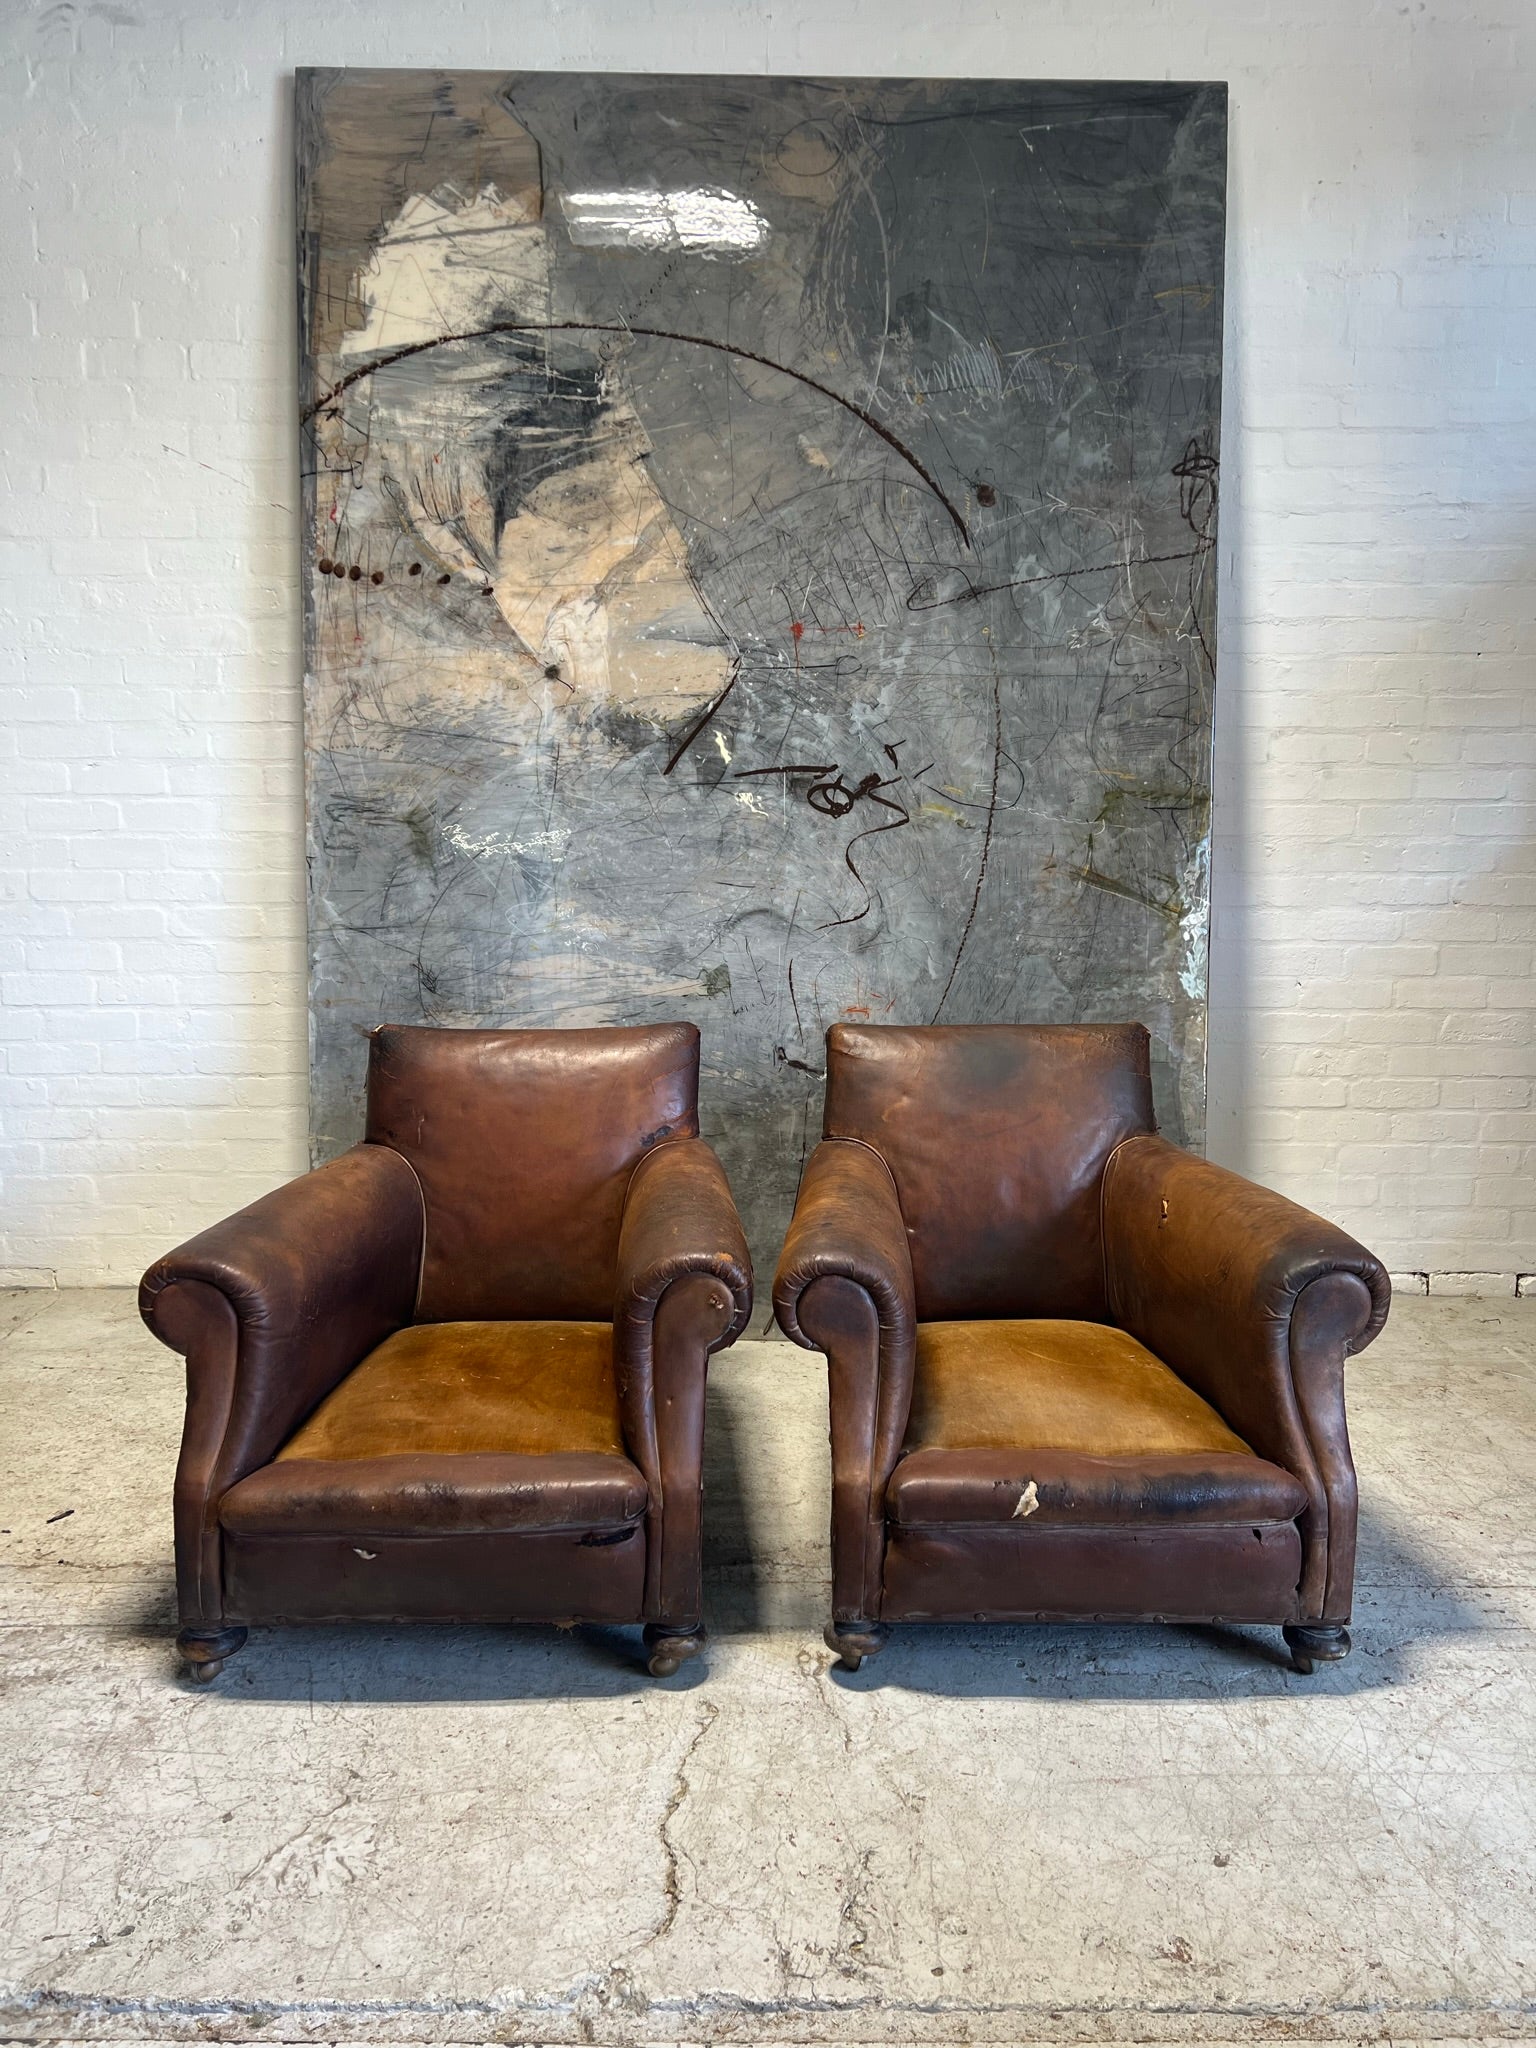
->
[905,1321,1253,1456]
[218,1320,644,1551]
[367,1023,701,1321]
[140,1143,425,1632]
[223,1529,648,1625]
[1102,1133,1388,1623]
[222,1452,647,1536]
[822,1022,1155,1319]
[880,1523,1306,1624]
[887,1448,1308,1529]
[613,1137,753,1621]
[774,1022,1388,1638]
[140,1023,752,1657]
[775,1136,915,1620]
[274,1322,625,1460]
[890,1318,1309,1531]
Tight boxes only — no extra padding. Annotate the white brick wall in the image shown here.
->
[2,0,1532,1285]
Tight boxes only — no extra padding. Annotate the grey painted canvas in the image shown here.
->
[298,70,1226,1276]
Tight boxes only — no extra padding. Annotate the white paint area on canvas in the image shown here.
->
[330,183,733,719]
[443,823,572,865]
[343,187,546,355]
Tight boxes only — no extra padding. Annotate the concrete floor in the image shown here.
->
[0,1289,1532,2044]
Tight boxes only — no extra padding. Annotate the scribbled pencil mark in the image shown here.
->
[1173,438,1219,681]
[816,771,914,930]
[1074,862,1184,919]
[930,661,1003,1019]
[663,655,742,775]
[774,1046,824,1076]
[809,768,904,819]
[1173,438,1218,538]
[736,761,914,865]
[907,545,1211,612]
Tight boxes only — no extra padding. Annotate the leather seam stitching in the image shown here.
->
[619,1132,693,1214]
[223,1520,646,1540]
[823,1134,907,1220]
[792,1141,909,1620]
[376,1142,429,1324]
[168,1278,240,1629]
[1281,1273,1340,1619]
[1099,1133,1144,1322]
[1286,1268,1369,1619]
[885,1515,1302,1531]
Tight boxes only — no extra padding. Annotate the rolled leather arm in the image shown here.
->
[1101,1133,1389,1620]
[613,1139,752,1627]
[773,1138,915,1351]
[613,1139,752,1349]
[140,1143,425,1628]
[774,1139,916,1623]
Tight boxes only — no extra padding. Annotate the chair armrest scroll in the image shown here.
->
[140,1143,426,1625]
[1102,1133,1389,1618]
[613,1139,752,1627]
[772,1137,915,1352]
[613,1138,752,1353]
[773,1139,917,1623]
[140,1141,427,1463]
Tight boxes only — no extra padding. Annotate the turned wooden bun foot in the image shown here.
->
[178,1626,247,1684]
[825,1620,889,1672]
[1283,1622,1351,1675]
[644,1623,706,1678]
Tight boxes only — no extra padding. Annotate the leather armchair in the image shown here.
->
[142,1023,752,1681]
[774,1023,1388,1673]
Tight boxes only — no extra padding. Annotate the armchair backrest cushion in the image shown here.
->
[822,1022,1155,1320]
[365,1023,700,1321]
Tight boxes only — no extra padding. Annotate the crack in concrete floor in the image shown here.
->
[632,1702,720,1957]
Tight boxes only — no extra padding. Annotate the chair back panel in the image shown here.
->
[823,1023,1155,1321]
[366,1024,700,1321]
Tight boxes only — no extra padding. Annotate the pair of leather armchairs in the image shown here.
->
[142,1019,1388,1684]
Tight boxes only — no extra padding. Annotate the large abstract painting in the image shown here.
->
[298,70,1226,1272]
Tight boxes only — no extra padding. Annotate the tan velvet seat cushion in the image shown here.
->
[277,1320,625,1461]
[888,1319,1308,1529]
[220,1321,646,1537]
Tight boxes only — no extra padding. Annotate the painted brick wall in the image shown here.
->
[2,0,1532,1286]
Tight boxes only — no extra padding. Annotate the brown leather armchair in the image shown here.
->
[142,1023,752,1682]
[774,1023,1389,1674]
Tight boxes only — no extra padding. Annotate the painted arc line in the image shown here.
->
[304,318,972,548]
